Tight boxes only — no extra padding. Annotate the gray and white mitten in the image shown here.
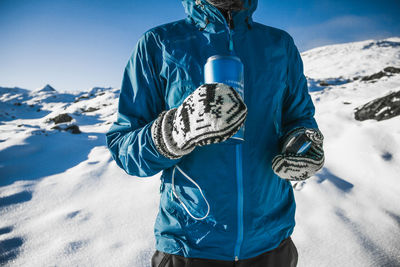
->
[151,83,247,159]
[272,127,324,181]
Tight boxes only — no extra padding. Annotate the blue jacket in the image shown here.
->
[106,0,318,261]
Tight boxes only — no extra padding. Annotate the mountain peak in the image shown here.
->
[34,84,57,93]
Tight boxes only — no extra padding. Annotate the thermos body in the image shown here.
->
[204,55,245,144]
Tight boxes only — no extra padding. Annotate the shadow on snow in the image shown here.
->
[315,167,354,192]
[0,131,106,186]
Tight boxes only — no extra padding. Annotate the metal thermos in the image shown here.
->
[204,55,244,144]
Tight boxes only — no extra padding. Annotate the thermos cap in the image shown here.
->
[206,55,242,64]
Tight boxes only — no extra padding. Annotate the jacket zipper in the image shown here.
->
[226,11,244,262]
[224,9,243,261]
[234,144,244,261]
[204,3,243,260]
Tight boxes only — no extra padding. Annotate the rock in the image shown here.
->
[49,113,73,124]
[308,77,350,92]
[384,66,400,74]
[51,124,81,134]
[65,125,81,134]
[361,66,400,82]
[81,107,99,113]
[362,40,400,49]
[361,71,386,81]
[74,94,93,103]
[354,90,400,121]
[319,81,329,86]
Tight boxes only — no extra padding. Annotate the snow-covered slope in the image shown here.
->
[1,37,400,267]
[302,37,400,79]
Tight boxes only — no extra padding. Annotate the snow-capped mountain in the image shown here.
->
[1,37,400,267]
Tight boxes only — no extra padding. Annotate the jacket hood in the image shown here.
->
[181,0,258,33]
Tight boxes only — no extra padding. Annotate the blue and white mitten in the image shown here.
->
[151,83,247,159]
[272,127,324,181]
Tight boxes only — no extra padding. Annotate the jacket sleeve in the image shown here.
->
[106,31,182,177]
[281,35,318,137]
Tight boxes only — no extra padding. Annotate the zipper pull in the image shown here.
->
[229,38,234,52]
[227,9,235,53]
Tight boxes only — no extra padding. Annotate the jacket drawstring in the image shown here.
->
[172,165,210,221]
[199,17,210,31]
[227,9,235,29]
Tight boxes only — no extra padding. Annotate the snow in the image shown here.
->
[302,37,400,79]
[1,37,400,266]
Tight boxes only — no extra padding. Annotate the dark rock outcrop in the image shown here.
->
[384,66,400,74]
[65,125,81,134]
[48,113,73,124]
[81,107,100,113]
[362,40,400,50]
[354,90,400,121]
[52,124,81,134]
[361,66,400,82]
[308,77,350,92]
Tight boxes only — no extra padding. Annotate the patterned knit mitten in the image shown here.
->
[151,83,247,159]
[272,127,325,181]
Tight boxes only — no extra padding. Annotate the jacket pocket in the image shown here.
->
[165,80,196,109]
[160,182,217,246]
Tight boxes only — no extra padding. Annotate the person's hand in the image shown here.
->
[272,127,324,181]
[151,83,247,159]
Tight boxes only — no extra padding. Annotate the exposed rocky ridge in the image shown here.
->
[0,85,119,137]
[360,66,400,82]
[354,90,400,121]
[307,66,400,92]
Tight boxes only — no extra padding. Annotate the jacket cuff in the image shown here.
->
[150,109,194,160]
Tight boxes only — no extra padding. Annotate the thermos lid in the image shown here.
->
[206,55,242,63]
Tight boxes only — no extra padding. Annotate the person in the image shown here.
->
[106,0,325,266]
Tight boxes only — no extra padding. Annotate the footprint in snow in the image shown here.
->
[0,191,32,209]
[0,226,13,236]
[0,237,24,265]
[64,240,88,255]
[381,152,393,161]
[65,210,92,222]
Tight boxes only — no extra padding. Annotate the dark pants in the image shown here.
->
[152,237,298,267]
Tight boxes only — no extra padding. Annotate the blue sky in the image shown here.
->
[0,0,399,91]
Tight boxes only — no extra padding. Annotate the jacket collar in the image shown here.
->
[181,0,258,33]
